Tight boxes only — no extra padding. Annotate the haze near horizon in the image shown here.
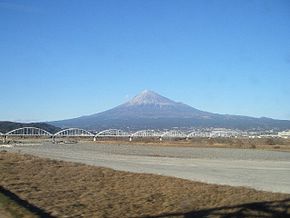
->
[0,0,289,122]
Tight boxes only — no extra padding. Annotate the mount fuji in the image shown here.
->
[50,90,290,130]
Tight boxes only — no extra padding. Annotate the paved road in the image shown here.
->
[3,143,290,193]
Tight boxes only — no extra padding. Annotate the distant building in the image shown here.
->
[278,130,290,138]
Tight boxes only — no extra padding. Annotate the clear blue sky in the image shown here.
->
[0,0,289,122]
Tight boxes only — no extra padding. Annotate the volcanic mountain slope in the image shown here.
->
[50,90,290,130]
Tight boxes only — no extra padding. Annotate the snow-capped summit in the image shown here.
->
[126,90,175,106]
[78,90,210,120]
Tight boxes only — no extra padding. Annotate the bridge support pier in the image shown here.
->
[2,135,7,143]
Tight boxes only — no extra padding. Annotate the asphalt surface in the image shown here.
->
[3,142,290,193]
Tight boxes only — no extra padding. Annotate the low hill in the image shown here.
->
[0,121,61,134]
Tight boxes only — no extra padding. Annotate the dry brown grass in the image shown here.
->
[0,151,290,218]
[93,137,290,152]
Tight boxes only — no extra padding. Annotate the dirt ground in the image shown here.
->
[1,151,290,218]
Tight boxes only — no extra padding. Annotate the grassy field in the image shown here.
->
[1,151,290,218]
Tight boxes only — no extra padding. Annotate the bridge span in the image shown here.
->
[0,127,244,143]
